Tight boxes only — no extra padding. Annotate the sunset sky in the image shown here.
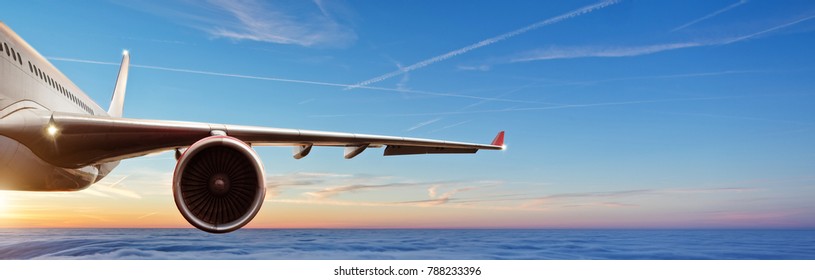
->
[1,0,814,229]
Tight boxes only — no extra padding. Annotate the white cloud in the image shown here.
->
[122,0,357,47]
[417,186,476,206]
[305,182,423,200]
[206,0,356,47]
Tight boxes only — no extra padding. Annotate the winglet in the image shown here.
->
[108,50,130,117]
[491,131,505,148]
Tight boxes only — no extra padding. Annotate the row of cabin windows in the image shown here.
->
[2,42,23,67]
[2,41,93,115]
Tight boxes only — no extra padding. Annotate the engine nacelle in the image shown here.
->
[172,136,266,233]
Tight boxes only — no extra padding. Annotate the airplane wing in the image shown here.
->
[1,109,505,168]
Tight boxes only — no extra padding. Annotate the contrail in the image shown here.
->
[344,0,621,90]
[405,117,442,132]
[672,0,748,32]
[510,13,815,63]
[310,96,742,118]
[430,120,471,133]
[379,96,742,117]
[720,14,815,44]
[47,57,553,105]
[549,70,765,87]
[48,57,356,88]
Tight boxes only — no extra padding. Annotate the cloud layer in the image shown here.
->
[2,228,812,259]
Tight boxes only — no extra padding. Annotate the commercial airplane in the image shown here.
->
[0,22,505,233]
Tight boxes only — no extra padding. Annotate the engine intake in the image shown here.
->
[173,136,266,233]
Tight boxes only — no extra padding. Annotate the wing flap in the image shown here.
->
[384,145,478,156]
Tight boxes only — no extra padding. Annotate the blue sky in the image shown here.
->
[2,0,814,229]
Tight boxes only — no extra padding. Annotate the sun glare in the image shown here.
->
[47,124,59,136]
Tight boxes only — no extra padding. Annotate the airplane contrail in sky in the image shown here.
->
[344,0,621,90]
[672,0,748,32]
[48,57,552,105]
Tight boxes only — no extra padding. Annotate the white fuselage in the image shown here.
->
[0,24,115,191]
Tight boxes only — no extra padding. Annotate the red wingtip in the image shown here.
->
[491,131,505,147]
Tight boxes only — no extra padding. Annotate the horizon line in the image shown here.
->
[2,227,813,231]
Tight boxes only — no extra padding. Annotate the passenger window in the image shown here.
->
[10,48,16,61]
[3,43,8,56]
[17,53,22,65]
[28,61,33,72]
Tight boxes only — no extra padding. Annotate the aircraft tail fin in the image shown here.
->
[108,50,130,117]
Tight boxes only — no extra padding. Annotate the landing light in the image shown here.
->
[501,144,507,150]
[122,49,129,56]
[47,124,58,136]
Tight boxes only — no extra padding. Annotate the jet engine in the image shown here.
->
[172,135,266,233]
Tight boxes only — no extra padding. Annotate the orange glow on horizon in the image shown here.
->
[1,171,811,230]
[0,193,7,214]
